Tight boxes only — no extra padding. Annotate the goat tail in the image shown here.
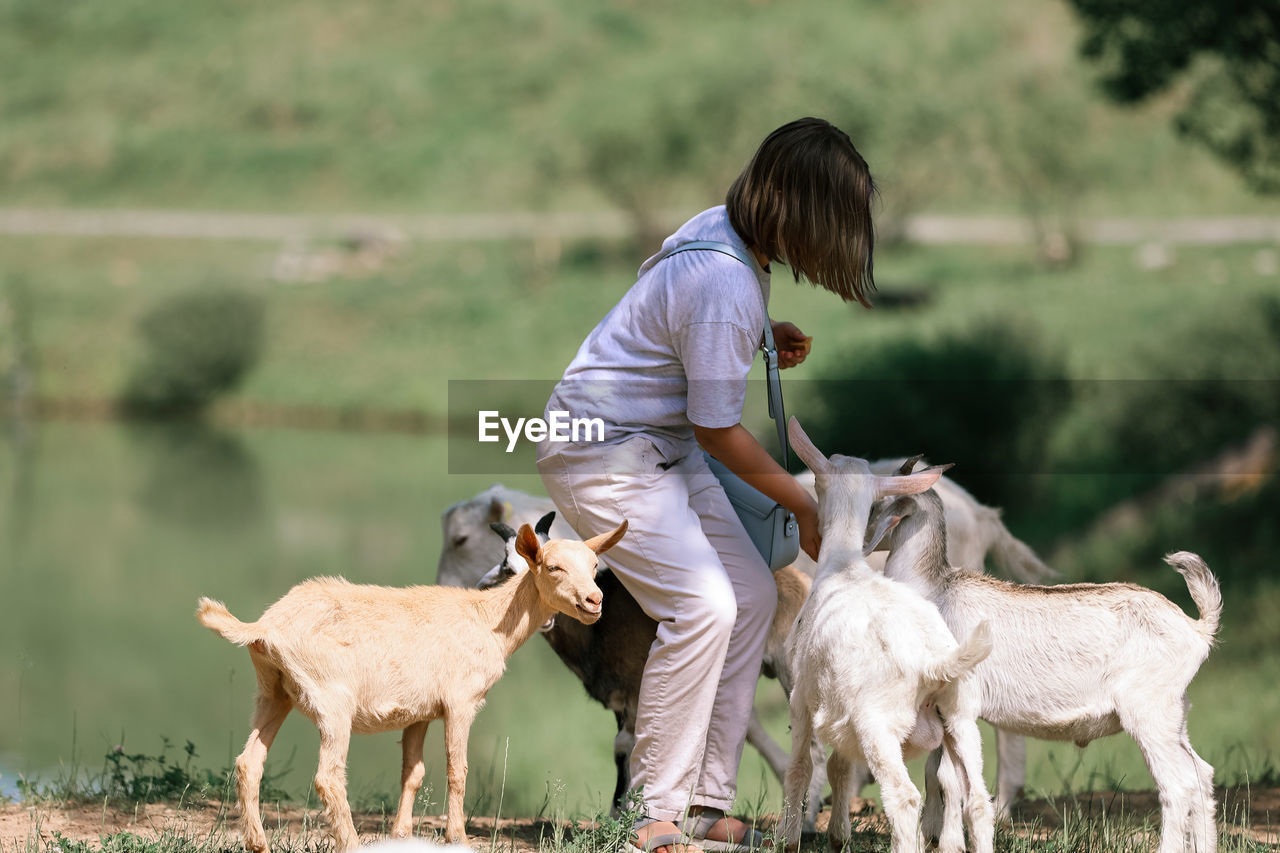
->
[1165,552,1222,644]
[928,621,993,683]
[987,512,1057,583]
[196,597,261,646]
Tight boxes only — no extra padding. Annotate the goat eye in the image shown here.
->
[547,564,565,573]
[452,534,468,548]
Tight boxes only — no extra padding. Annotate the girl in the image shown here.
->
[536,117,876,852]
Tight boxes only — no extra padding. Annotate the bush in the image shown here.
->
[799,317,1071,512]
[121,288,264,417]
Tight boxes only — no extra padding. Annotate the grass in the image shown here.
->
[5,747,1278,853]
[0,0,1272,218]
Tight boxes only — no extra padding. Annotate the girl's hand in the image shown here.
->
[771,321,813,369]
[797,501,822,562]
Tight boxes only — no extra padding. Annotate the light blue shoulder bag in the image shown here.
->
[653,240,801,570]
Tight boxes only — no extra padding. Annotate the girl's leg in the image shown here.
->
[538,438,739,822]
[682,450,776,812]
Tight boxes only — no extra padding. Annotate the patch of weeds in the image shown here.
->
[560,789,643,853]
[18,737,291,807]
[102,739,213,803]
[42,831,209,853]
[1036,811,1159,853]
[534,779,568,851]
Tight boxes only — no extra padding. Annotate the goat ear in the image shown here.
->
[585,519,628,556]
[487,497,513,523]
[896,454,925,476]
[788,417,830,476]
[874,463,954,497]
[534,510,556,539]
[489,521,517,542]
[863,497,914,555]
[515,523,542,569]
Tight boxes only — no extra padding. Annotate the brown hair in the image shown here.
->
[726,117,877,307]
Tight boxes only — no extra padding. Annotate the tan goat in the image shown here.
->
[197,520,627,852]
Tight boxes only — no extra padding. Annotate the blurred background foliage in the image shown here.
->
[121,288,264,416]
[0,0,1274,217]
[800,318,1074,513]
[1068,0,1280,192]
[1,0,1278,817]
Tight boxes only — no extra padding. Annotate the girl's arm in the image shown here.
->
[693,423,821,561]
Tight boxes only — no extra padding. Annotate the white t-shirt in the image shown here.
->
[540,205,771,463]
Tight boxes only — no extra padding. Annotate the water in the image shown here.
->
[0,419,624,816]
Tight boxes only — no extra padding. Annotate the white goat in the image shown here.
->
[780,418,995,853]
[795,460,1051,823]
[872,483,1221,853]
[197,520,627,852]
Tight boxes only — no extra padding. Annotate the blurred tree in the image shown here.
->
[122,287,264,417]
[1067,0,1280,192]
[570,67,767,250]
[970,74,1093,267]
[552,3,980,254]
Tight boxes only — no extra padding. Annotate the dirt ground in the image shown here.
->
[2,787,1276,851]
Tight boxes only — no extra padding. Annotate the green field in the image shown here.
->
[1,0,1273,218]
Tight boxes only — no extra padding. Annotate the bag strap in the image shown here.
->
[653,240,791,470]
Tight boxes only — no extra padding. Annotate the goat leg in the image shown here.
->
[610,713,634,814]
[442,706,478,843]
[994,728,1026,819]
[314,721,359,852]
[745,707,789,781]
[234,688,291,853]
[392,721,429,838]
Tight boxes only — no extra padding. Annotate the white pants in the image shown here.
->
[538,435,777,819]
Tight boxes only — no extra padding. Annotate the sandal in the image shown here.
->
[678,808,766,853]
[629,815,701,853]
